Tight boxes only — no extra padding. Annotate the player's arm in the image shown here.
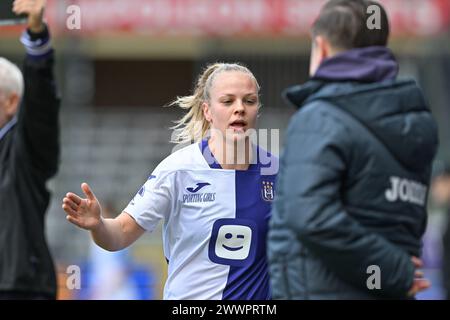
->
[62,183,145,251]
[13,0,61,178]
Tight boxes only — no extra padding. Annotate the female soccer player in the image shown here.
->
[62,63,277,300]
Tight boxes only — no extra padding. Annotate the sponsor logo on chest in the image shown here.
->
[183,182,216,204]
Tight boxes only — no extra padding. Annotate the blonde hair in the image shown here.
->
[169,62,260,144]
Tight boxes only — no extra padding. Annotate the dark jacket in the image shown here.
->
[267,46,439,299]
[0,29,60,298]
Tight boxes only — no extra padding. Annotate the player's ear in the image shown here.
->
[202,101,212,123]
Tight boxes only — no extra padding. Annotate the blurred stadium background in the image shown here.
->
[1,0,450,299]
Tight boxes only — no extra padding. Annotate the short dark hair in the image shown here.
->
[311,0,390,50]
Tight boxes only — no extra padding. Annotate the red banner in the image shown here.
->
[1,0,450,37]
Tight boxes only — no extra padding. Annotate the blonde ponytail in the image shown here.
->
[169,62,260,144]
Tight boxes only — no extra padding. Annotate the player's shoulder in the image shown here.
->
[154,142,207,174]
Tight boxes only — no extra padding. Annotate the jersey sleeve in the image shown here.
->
[123,170,174,232]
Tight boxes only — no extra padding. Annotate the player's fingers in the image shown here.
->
[13,1,38,15]
[12,2,25,14]
[62,203,78,217]
[12,1,31,10]
[14,0,37,7]
[13,6,32,15]
[66,192,82,205]
[12,0,25,7]
[66,215,84,228]
[81,183,96,201]
[38,0,47,10]
[63,197,78,211]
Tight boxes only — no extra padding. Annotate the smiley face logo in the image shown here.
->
[222,232,245,251]
[209,219,257,266]
[215,225,252,260]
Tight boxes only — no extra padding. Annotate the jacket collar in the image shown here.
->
[0,116,17,142]
[284,46,399,108]
[313,46,399,83]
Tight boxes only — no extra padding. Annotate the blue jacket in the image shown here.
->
[267,47,439,299]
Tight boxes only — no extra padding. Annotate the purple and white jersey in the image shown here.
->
[124,139,277,300]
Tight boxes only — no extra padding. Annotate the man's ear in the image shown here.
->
[4,93,20,118]
[202,102,212,123]
[315,35,332,61]
[309,35,335,76]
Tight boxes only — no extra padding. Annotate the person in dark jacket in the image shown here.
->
[0,0,60,299]
[268,0,439,299]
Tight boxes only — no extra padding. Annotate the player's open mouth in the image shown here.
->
[222,245,244,251]
[229,120,247,131]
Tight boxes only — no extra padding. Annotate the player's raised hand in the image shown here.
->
[12,0,46,33]
[62,183,103,231]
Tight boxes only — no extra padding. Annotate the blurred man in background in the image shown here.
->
[431,162,450,299]
[268,0,439,299]
[0,0,60,299]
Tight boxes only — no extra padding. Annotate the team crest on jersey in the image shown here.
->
[261,181,274,201]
